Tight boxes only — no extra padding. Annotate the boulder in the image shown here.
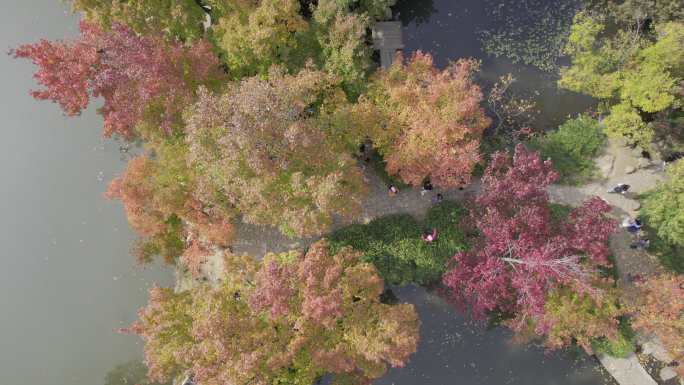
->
[659,367,677,382]
[625,166,637,174]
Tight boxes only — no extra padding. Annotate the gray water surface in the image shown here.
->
[0,3,173,385]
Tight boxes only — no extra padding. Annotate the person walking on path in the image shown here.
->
[621,217,642,236]
[630,238,650,250]
[432,193,443,204]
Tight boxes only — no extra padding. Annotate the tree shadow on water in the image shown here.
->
[393,0,436,26]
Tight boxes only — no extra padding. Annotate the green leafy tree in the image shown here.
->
[532,114,606,184]
[559,12,684,145]
[584,0,684,25]
[70,0,210,41]
[214,0,311,78]
[312,0,395,21]
[129,240,420,385]
[185,66,366,237]
[312,1,373,98]
[630,273,684,376]
[106,143,235,265]
[641,159,684,248]
[539,286,627,354]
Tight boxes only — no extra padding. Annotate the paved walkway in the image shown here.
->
[598,353,657,385]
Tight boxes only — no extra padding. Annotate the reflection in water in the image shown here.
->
[394,0,437,26]
[105,361,169,385]
[375,286,616,385]
[478,0,582,72]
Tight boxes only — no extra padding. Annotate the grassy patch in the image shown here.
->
[328,201,468,285]
[531,115,606,185]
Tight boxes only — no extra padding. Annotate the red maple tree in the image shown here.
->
[11,20,225,139]
[442,144,616,333]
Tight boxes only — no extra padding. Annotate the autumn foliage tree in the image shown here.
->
[358,52,491,188]
[129,240,420,385]
[105,143,234,265]
[442,145,617,340]
[11,21,225,140]
[630,273,684,375]
[185,66,366,237]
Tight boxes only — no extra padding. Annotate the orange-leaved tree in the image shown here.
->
[129,240,419,385]
[357,51,491,188]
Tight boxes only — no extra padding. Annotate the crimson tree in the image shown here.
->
[442,144,616,334]
[12,21,225,140]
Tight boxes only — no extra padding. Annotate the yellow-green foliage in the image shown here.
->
[71,0,208,40]
[603,102,653,145]
[215,0,310,78]
[642,160,684,248]
[532,114,606,184]
[559,12,684,145]
[543,287,627,355]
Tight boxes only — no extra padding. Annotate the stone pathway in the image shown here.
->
[598,353,658,385]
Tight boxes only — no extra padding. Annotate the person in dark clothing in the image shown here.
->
[608,183,630,194]
[421,179,433,196]
[663,151,684,169]
[432,193,443,204]
[630,238,650,250]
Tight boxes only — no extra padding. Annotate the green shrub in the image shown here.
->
[328,201,468,285]
[532,115,606,185]
[641,225,684,273]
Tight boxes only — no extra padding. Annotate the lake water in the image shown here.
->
[0,1,612,385]
[0,3,173,385]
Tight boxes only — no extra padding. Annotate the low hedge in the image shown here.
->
[328,201,468,285]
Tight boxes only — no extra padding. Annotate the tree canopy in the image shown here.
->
[129,240,419,385]
[559,12,684,145]
[185,66,366,237]
[630,273,684,376]
[358,52,491,188]
[442,145,617,340]
[641,159,684,248]
[11,21,225,140]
